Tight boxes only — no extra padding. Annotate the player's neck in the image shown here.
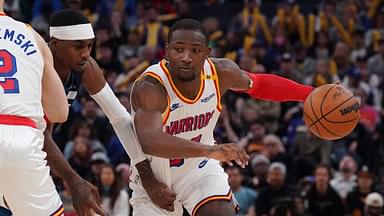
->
[54,58,71,83]
[173,73,202,100]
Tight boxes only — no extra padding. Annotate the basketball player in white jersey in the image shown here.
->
[130,19,314,215]
[0,0,69,214]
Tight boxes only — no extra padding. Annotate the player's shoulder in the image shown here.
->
[210,58,240,75]
[131,74,168,111]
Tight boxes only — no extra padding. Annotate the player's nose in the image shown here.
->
[181,51,192,64]
[80,47,91,60]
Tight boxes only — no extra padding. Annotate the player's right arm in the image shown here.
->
[132,76,248,165]
[32,29,68,122]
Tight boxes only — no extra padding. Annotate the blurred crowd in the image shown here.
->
[4,0,384,215]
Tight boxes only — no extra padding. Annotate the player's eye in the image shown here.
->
[192,48,201,54]
[175,47,183,52]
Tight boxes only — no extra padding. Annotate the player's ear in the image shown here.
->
[49,38,58,51]
[164,44,170,61]
[205,47,211,59]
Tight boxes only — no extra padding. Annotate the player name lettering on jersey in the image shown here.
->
[0,28,37,56]
[166,110,215,135]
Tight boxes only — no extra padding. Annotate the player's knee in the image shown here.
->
[195,200,235,216]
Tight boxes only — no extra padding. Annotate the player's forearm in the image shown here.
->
[245,73,314,102]
[43,126,80,182]
[90,83,147,165]
[136,160,161,189]
[138,130,212,158]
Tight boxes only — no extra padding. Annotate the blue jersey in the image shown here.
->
[64,71,81,106]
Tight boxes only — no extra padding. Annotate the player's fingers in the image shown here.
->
[165,189,177,199]
[234,158,244,168]
[226,160,233,166]
[89,200,106,216]
[91,184,102,203]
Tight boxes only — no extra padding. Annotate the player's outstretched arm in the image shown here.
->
[213,58,313,102]
[43,124,106,216]
[131,75,249,166]
[82,58,176,211]
[33,29,68,122]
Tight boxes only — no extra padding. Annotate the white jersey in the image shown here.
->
[132,59,222,184]
[0,14,44,127]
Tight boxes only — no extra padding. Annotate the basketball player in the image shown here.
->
[0,9,169,216]
[130,19,314,216]
[0,0,69,214]
[45,10,254,214]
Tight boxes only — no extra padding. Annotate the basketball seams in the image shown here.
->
[309,88,323,137]
[310,95,354,127]
[303,111,321,136]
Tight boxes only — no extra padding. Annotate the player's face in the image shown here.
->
[166,30,210,82]
[54,38,94,72]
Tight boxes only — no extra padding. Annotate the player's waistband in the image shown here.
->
[0,114,37,128]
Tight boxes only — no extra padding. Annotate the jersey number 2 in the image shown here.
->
[170,134,202,167]
[0,50,19,94]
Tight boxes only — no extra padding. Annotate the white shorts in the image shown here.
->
[130,159,233,216]
[0,124,63,216]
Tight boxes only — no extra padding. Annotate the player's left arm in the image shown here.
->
[213,58,314,102]
[81,58,176,211]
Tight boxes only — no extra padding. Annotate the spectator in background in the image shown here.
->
[246,154,270,190]
[97,165,130,216]
[293,42,315,83]
[306,164,344,216]
[262,134,294,182]
[225,165,257,216]
[64,121,106,160]
[89,151,110,184]
[346,166,376,216]
[368,38,384,80]
[68,136,93,180]
[255,162,295,216]
[331,155,358,201]
[364,192,384,216]
[311,58,337,87]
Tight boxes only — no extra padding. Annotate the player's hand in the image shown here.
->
[67,177,106,216]
[208,144,249,168]
[146,181,176,211]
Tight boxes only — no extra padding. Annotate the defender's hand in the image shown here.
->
[67,177,106,216]
[207,144,249,168]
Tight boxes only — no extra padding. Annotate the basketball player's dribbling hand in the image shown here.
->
[146,181,177,211]
[209,144,249,168]
[68,177,106,216]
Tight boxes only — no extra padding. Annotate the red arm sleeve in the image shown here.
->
[245,73,314,102]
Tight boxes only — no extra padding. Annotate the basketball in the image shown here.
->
[303,84,360,140]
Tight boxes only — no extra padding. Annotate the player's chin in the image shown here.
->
[73,63,87,72]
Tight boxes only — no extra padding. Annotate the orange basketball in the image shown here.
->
[303,84,360,140]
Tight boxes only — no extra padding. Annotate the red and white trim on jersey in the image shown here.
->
[0,114,37,128]
[206,59,222,111]
[159,60,205,104]
[50,205,64,216]
[0,12,5,16]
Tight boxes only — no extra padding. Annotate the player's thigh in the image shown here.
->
[131,196,183,216]
[1,127,63,215]
[180,160,236,216]
[2,164,63,216]
[196,199,236,216]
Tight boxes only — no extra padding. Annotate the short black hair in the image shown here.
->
[50,9,90,27]
[168,19,209,45]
